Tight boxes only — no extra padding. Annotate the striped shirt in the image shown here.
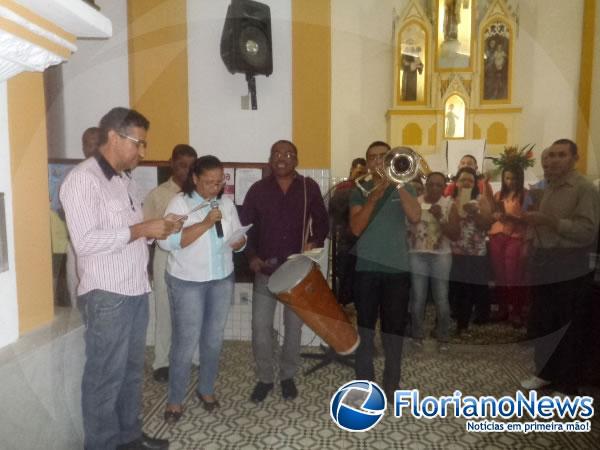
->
[59,155,151,296]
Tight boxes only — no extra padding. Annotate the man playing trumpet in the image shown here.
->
[349,141,421,402]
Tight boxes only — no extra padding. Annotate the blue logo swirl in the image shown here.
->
[330,380,387,432]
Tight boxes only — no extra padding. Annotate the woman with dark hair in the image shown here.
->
[408,172,460,351]
[158,155,246,423]
[450,167,493,336]
[489,165,529,327]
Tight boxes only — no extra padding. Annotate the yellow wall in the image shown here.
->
[576,0,596,174]
[292,0,331,168]
[128,0,189,160]
[7,72,54,334]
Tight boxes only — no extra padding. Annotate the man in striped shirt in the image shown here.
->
[60,107,182,450]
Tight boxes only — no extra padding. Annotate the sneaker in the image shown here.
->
[250,382,274,403]
[281,378,298,400]
[520,375,551,390]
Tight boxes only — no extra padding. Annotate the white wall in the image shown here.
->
[58,0,130,159]
[0,82,19,348]
[331,0,585,179]
[187,0,292,163]
[516,0,584,179]
[331,0,398,179]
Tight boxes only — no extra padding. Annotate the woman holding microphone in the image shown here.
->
[159,155,246,423]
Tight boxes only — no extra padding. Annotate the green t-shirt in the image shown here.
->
[349,181,414,273]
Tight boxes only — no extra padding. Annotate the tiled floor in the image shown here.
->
[141,332,599,450]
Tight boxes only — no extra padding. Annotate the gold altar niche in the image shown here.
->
[387,0,522,158]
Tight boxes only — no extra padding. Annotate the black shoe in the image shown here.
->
[250,381,274,403]
[281,378,298,400]
[163,408,182,424]
[153,367,169,383]
[116,433,169,450]
[196,392,221,412]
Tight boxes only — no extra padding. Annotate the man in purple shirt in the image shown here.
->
[241,140,329,403]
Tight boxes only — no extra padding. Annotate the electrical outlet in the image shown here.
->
[241,95,250,110]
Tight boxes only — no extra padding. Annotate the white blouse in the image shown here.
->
[158,192,244,282]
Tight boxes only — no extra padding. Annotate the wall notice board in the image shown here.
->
[48,158,271,282]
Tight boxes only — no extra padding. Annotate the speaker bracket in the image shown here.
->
[246,72,258,110]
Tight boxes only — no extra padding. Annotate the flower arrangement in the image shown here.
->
[487,144,535,171]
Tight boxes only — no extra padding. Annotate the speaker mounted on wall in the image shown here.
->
[220,0,273,110]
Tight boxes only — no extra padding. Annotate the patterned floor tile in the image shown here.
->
[140,336,599,449]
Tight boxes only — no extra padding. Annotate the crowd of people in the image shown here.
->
[59,106,599,449]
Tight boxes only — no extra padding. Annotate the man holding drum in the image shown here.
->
[349,141,421,402]
[241,140,329,403]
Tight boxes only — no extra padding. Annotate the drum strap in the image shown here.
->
[301,176,307,251]
[301,176,312,252]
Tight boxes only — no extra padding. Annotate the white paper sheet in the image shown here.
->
[131,166,158,204]
[235,168,262,205]
[224,224,253,247]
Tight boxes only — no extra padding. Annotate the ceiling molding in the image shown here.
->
[0,0,112,82]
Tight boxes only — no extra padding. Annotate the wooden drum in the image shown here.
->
[268,256,359,355]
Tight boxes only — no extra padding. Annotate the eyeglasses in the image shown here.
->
[271,151,297,160]
[118,132,147,149]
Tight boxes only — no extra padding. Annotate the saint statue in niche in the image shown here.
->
[445,104,458,137]
[443,0,461,41]
[438,0,471,69]
[445,95,465,138]
[483,24,509,100]
[401,45,424,101]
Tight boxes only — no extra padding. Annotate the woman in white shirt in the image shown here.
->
[159,155,245,423]
[408,172,460,351]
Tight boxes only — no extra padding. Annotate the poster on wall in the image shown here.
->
[222,167,235,202]
[49,163,75,213]
[0,193,8,273]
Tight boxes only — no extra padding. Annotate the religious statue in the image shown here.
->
[445,103,458,137]
[443,0,460,41]
[483,34,509,100]
[401,46,424,101]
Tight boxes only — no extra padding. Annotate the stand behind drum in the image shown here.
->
[268,255,359,374]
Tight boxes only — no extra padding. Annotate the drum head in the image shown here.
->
[267,255,314,294]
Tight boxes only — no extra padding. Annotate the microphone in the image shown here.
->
[210,199,223,238]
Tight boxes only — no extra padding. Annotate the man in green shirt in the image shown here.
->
[349,141,421,401]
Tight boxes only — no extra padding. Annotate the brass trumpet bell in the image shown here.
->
[354,147,430,197]
[383,147,431,186]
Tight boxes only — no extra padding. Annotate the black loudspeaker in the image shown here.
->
[220,0,273,77]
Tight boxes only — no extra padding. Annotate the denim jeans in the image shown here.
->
[409,252,452,342]
[166,272,233,405]
[252,273,303,383]
[77,290,149,450]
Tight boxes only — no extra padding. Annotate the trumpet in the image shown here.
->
[354,147,431,197]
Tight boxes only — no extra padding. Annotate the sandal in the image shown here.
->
[197,392,220,412]
[164,407,183,424]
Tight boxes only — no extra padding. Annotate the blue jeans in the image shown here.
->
[166,272,233,405]
[409,252,452,342]
[77,290,149,450]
